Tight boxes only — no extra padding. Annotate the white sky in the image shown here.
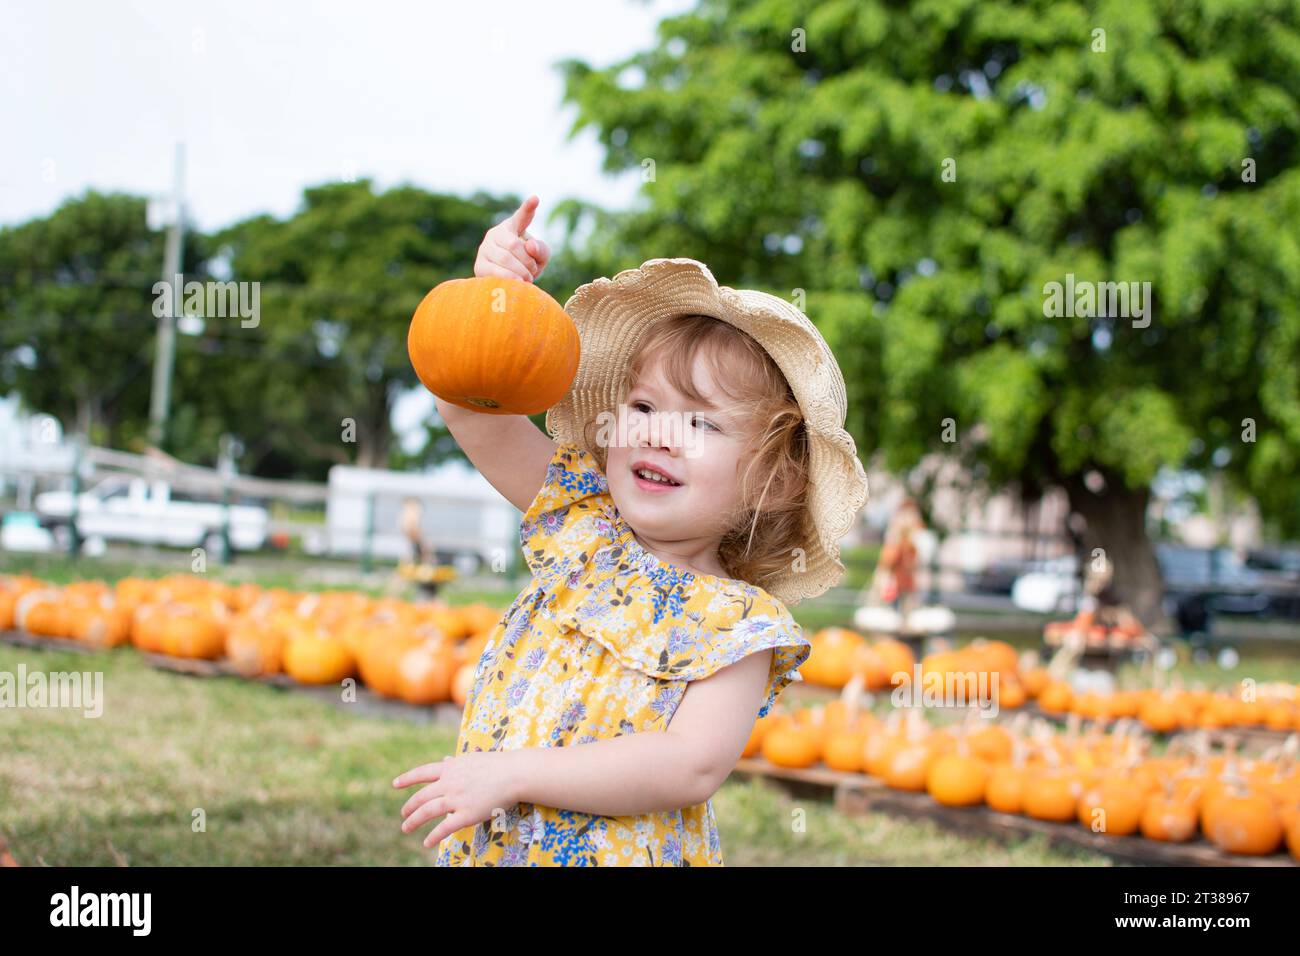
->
[1,0,693,231]
[2,0,695,456]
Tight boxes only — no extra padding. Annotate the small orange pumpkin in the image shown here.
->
[1140,794,1200,843]
[803,627,868,688]
[283,632,356,685]
[1023,768,1085,822]
[762,719,821,769]
[407,276,580,415]
[1202,780,1283,856]
[1076,778,1146,836]
[1037,680,1074,715]
[225,622,285,677]
[395,639,458,704]
[823,728,869,773]
[985,764,1029,815]
[927,750,989,807]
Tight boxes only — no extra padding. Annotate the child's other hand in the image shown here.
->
[474,194,551,283]
[393,751,521,850]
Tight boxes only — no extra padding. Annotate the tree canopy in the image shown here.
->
[552,0,1300,624]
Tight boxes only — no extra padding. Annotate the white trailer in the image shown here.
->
[325,462,520,572]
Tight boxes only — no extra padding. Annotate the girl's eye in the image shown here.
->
[692,415,718,432]
[631,401,651,414]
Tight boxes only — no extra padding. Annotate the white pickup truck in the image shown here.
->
[34,475,269,553]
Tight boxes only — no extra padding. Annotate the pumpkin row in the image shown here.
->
[803,626,1300,732]
[747,700,1300,859]
[1,573,506,707]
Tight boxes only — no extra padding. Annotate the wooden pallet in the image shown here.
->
[1,629,464,727]
[731,757,1297,867]
[138,652,465,726]
[0,630,98,655]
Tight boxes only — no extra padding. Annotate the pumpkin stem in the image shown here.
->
[841,672,865,723]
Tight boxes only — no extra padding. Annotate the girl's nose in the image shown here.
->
[647,413,686,453]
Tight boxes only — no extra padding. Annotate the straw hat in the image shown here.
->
[545,257,869,605]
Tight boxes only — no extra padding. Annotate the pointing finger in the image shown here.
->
[508,195,539,237]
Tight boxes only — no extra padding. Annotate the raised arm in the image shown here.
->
[436,194,559,513]
[436,399,556,514]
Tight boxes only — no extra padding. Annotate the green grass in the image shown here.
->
[0,642,1111,867]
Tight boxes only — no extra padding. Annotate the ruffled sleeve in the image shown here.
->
[708,609,811,722]
[519,442,612,577]
[552,578,812,722]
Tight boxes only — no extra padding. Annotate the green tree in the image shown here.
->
[0,191,204,447]
[201,181,528,477]
[554,0,1300,629]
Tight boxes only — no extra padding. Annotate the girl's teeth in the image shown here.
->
[637,469,678,485]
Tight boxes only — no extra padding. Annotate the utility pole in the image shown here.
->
[148,142,186,449]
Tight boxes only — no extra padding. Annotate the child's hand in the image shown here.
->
[393,751,522,850]
[475,194,551,283]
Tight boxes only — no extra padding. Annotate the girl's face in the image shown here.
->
[604,353,752,575]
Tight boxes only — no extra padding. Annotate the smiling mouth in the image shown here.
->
[632,466,683,488]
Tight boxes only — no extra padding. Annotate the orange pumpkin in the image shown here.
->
[425,604,468,640]
[162,609,226,659]
[1023,768,1085,822]
[356,630,420,698]
[283,632,355,685]
[761,720,821,768]
[395,639,458,704]
[985,764,1029,815]
[229,582,263,612]
[1020,666,1050,699]
[1140,794,1200,843]
[823,728,868,773]
[225,622,285,677]
[1037,680,1074,715]
[863,730,903,778]
[851,643,890,690]
[1076,779,1146,836]
[803,627,868,688]
[979,640,1020,675]
[1202,782,1283,856]
[457,603,504,637]
[967,725,1013,764]
[1138,693,1182,733]
[873,639,916,688]
[791,706,830,748]
[995,676,1027,710]
[883,741,935,791]
[407,276,580,415]
[75,606,132,649]
[927,751,989,806]
[131,605,164,653]
[16,590,70,637]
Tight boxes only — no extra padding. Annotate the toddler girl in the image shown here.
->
[393,196,869,865]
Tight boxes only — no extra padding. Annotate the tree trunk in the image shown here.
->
[355,388,393,470]
[1063,473,1174,636]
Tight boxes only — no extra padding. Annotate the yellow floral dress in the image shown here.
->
[433,441,811,866]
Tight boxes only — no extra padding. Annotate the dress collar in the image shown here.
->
[603,500,754,592]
